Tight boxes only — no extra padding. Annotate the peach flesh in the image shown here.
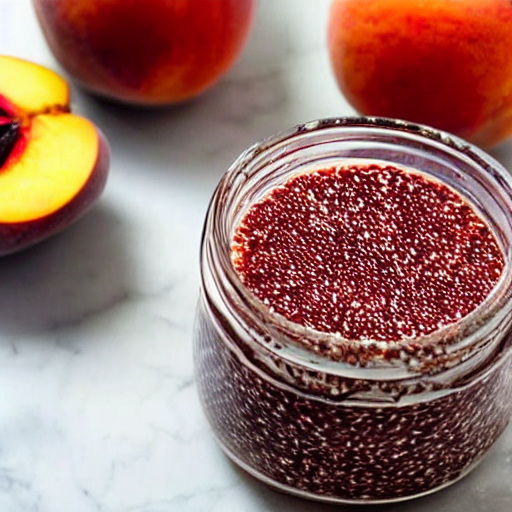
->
[0,131,109,256]
[0,113,103,222]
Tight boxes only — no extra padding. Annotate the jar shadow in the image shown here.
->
[233,457,494,512]
[234,463,397,512]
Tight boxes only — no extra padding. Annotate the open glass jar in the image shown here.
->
[193,117,512,504]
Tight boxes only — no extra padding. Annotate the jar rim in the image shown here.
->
[203,116,512,380]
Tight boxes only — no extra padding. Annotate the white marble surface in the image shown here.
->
[1,1,512,511]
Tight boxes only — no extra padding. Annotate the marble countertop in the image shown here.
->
[1,1,511,511]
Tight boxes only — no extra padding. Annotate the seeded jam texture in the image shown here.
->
[232,163,504,342]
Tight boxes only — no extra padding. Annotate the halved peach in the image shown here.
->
[0,55,110,256]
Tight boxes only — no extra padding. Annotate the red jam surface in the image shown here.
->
[232,163,504,342]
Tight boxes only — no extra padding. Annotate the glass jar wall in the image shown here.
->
[193,117,512,504]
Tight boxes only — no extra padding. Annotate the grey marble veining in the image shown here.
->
[1,1,511,511]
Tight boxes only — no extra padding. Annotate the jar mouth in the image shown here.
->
[204,117,512,379]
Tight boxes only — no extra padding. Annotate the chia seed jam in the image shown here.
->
[194,118,512,503]
[232,163,504,343]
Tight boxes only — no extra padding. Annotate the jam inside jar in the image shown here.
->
[193,117,512,504]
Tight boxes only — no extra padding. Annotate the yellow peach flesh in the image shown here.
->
[0,113,99,223]
[0,55,69,112]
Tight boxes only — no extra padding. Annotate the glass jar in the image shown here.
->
[193,117,512,504]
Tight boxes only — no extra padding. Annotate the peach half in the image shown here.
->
[0,55,110,256]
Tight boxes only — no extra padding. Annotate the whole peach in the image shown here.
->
[32,0,256,106]
[328,0,512,148]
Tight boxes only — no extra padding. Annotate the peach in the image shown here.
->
[328,0,512,147]
[32,0,256,106]
[0,55,110,256]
